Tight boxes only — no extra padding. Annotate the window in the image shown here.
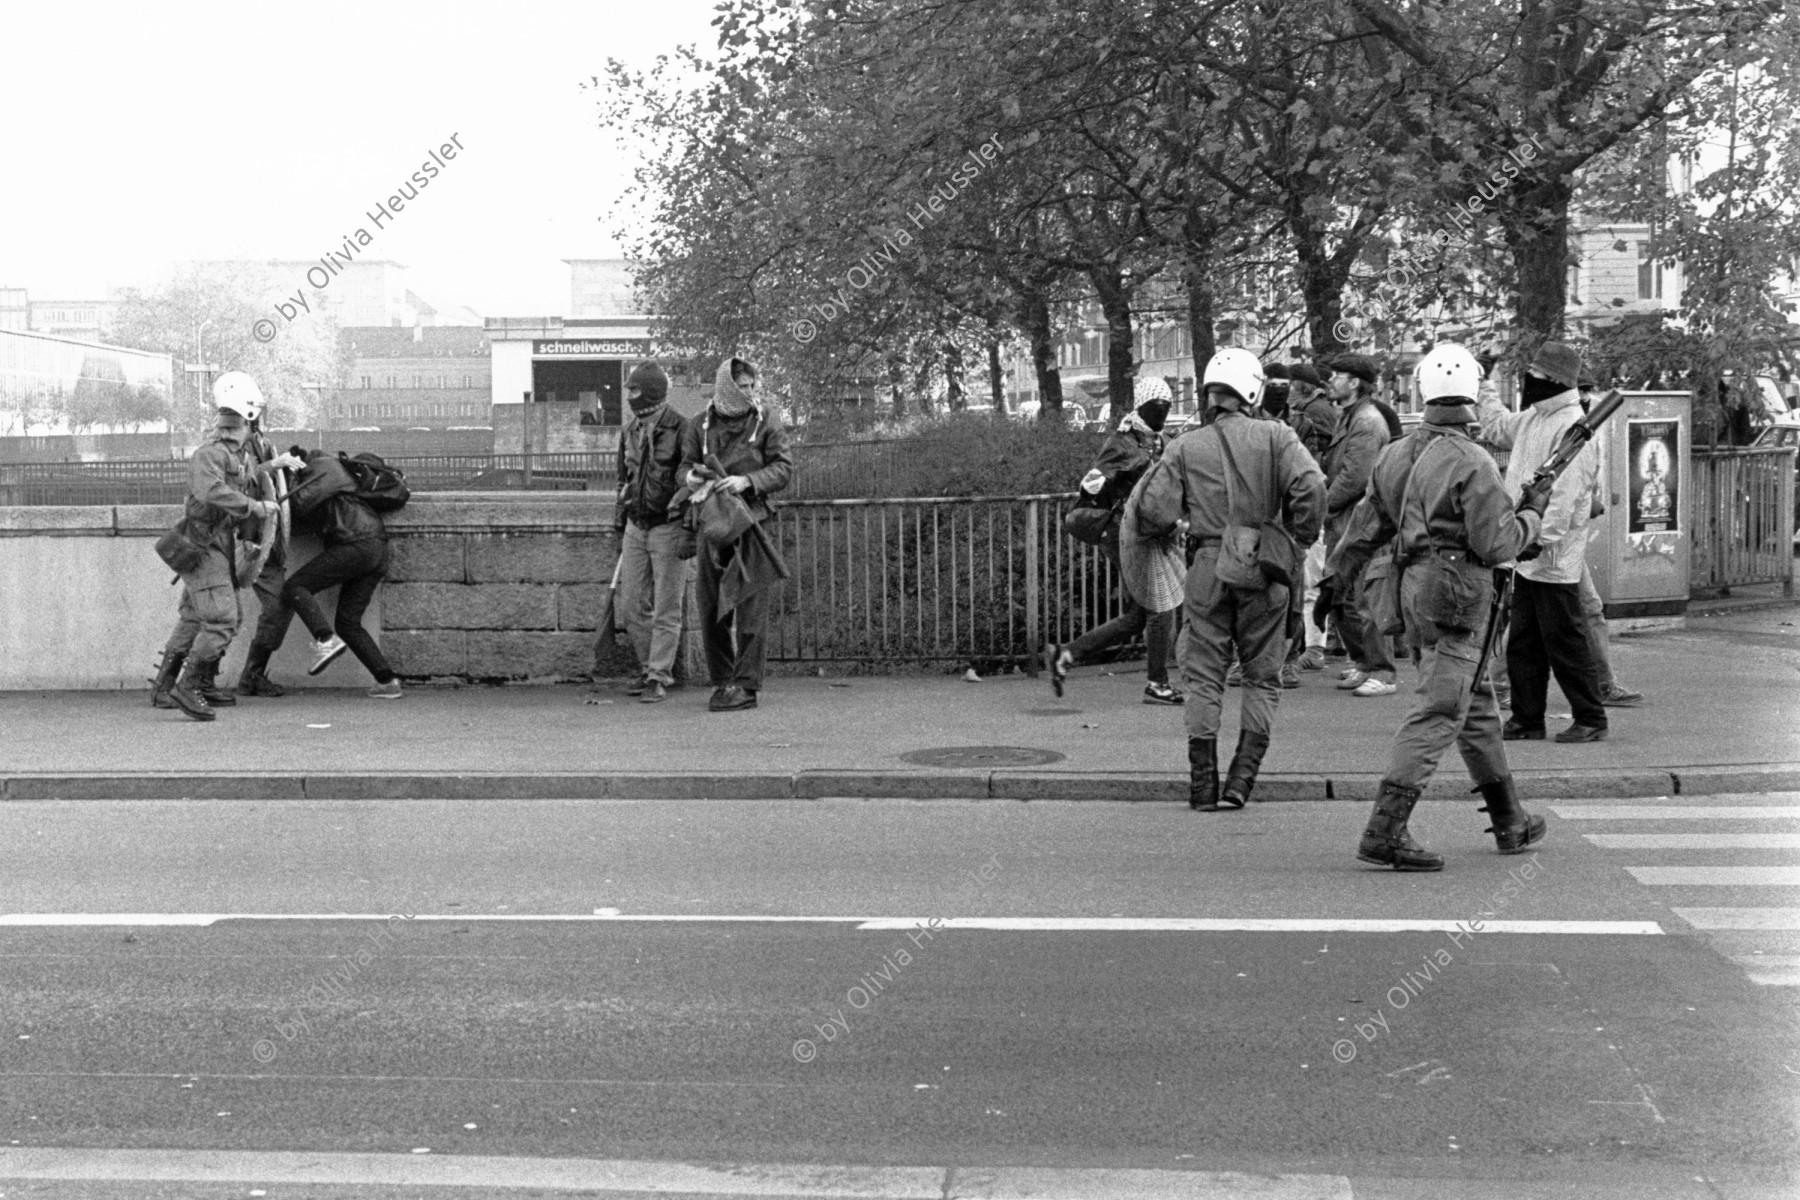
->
[361,376,371,389]
[463,375,471,389]
[1638,242,1663,300]
[387,375,395,388]
[1567,261,1581,304]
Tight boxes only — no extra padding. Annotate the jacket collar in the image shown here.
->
[1530,390,1581,417]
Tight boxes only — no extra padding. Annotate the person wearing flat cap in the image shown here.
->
[1475,340,1608,743]
[1321,353,1400,697]
[1283,361,1337,673]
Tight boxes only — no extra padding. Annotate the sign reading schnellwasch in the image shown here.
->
[533,338,653,356]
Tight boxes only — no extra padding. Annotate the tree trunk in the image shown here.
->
[943,337,966,411]
[913,348,937,416]
[1019,292,1064,416]
[886,354,907,421]
[1507,176,1574,340]
[1182,257,1216,417]
[1090,264,1137,421]
[1293,219,1348,356]
[986,321,1007,413]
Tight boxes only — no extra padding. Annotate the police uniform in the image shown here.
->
[1350,392,1547,871]
[157,419,272,720]
[1140,386,1324,810]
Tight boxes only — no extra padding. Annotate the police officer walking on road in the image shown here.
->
[1138,349,1325,811]
[1350,343,1553,871]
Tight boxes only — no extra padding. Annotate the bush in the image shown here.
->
[791,411,1104,499]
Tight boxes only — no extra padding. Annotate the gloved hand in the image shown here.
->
[1518,475,1554,518]
[1312,578,1335,631]
[1516,542,1544,562]
[268,452,307,473]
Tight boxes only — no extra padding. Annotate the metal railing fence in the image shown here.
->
[0,453,617,505]
[763,494,1131,669]
[1691,446,1797,596]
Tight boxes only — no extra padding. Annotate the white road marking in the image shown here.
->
[1732,956,1800,986]
[0,1149,1354,1198]
[1550,805,1800,820]
[1624,867,1800,886]
[1585,833,1800,849]
[1671,907,1800,930]
[0,914,1666,934]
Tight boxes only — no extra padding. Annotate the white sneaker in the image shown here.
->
[1352,676,1398,697]
[367,678,402,699]
[1334,669,1368,690]
[307,634,348,676]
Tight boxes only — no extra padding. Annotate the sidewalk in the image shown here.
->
[3,608,1797,802]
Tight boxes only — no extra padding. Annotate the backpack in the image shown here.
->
[340,451,411,512]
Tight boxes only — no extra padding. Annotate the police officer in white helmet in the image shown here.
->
[1348,342,1552,870]
[150,372,303,720]
[1137,348,1325,811]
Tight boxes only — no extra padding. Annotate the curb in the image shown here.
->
[2,765,1795,802]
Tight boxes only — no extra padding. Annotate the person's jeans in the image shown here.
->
[695,538,769,691]
[279,538,395,683]
[618,521,688,685]
[1506,574,1606,731]
[1069,598,1175,684]
[1577,564,1615,692]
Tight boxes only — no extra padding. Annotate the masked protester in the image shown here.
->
[679,357,794,712]
[1574,373,1643,708]
[1048,377,1182,705]
[1347,342,1552,870]
[150,374,299,721]
[1136,349,1325,811]
[614,362,690,703]
[1477,341,1609,743]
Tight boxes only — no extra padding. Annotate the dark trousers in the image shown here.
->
[248,552,288,653]
[1506,574,1606,731]
[1069,596,1174,684]
[274,538,396,683]
[695,541,768,691]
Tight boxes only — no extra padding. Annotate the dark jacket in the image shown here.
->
[316,492,385,547]
[1323,398,1391,518]
[1287,393,1339,467]
[289,455,385,547]
[1084,417,1162,509]
[616,404,687,527]
[678,405,795,522]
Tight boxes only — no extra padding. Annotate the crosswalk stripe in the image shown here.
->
[0,1149,1354,1197]
[1550,805,1800,820]
[1585,833,1800,849]
[1625,866,1800,886]
[1672,907,1800,930]
[1731,956,1800,986]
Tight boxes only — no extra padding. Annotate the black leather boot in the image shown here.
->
[150,649,185,709]
[168,658,216,722]
[1357,780,1444,871]
[1186,738,1219,811]
[1220,730,1271,809]
[237,646,285,697]
[1474,776,1546,854]
[195,658,236,706]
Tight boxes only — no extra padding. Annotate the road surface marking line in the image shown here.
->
[1585,833,1800,849]
[0,1149,1352,1197]
[1624,867,1800,886]
[1731,956,1800,986]
[0,913,1666,934]
[853,918,1665,934]
[1671,907,1800,930]
[1549,806,1800,820]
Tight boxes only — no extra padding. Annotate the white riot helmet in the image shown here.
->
[213,372,265,422]
[1201,347,1265,408]
[1414,343,1481,404]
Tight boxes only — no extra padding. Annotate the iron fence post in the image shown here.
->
[1024,497,1040,676]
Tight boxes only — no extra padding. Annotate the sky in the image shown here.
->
[0,0,721,318]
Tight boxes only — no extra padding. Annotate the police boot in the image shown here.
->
[1186,738,1219,811]
[237,646,285,698]
[168,658,216,722]
[1475,777,1546,855]
[149,649,185,709]
[1357,780,1443,871]
[195,658,237,707]
[1220,730,1271,809]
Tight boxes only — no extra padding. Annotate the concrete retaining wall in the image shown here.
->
[0,493,682,690]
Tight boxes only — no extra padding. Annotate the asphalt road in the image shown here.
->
[0,796,1795,1198]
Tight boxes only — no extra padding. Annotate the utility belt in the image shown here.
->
[1401,543,1489,570]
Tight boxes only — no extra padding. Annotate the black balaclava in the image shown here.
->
[1521,372,1565,408]
[1136,397,1171,432]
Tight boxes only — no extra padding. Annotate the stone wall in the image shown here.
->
[0,492,688,691]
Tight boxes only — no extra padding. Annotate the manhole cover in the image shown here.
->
[899,746,1066,769]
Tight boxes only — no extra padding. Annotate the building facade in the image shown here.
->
[318,325,494,431]
[0,328,174,435]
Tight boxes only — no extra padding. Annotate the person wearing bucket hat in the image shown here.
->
[1476,340,1609,743]
[1321,354,1400,696]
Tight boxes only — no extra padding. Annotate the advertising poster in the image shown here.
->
[1627,419,1679,534]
